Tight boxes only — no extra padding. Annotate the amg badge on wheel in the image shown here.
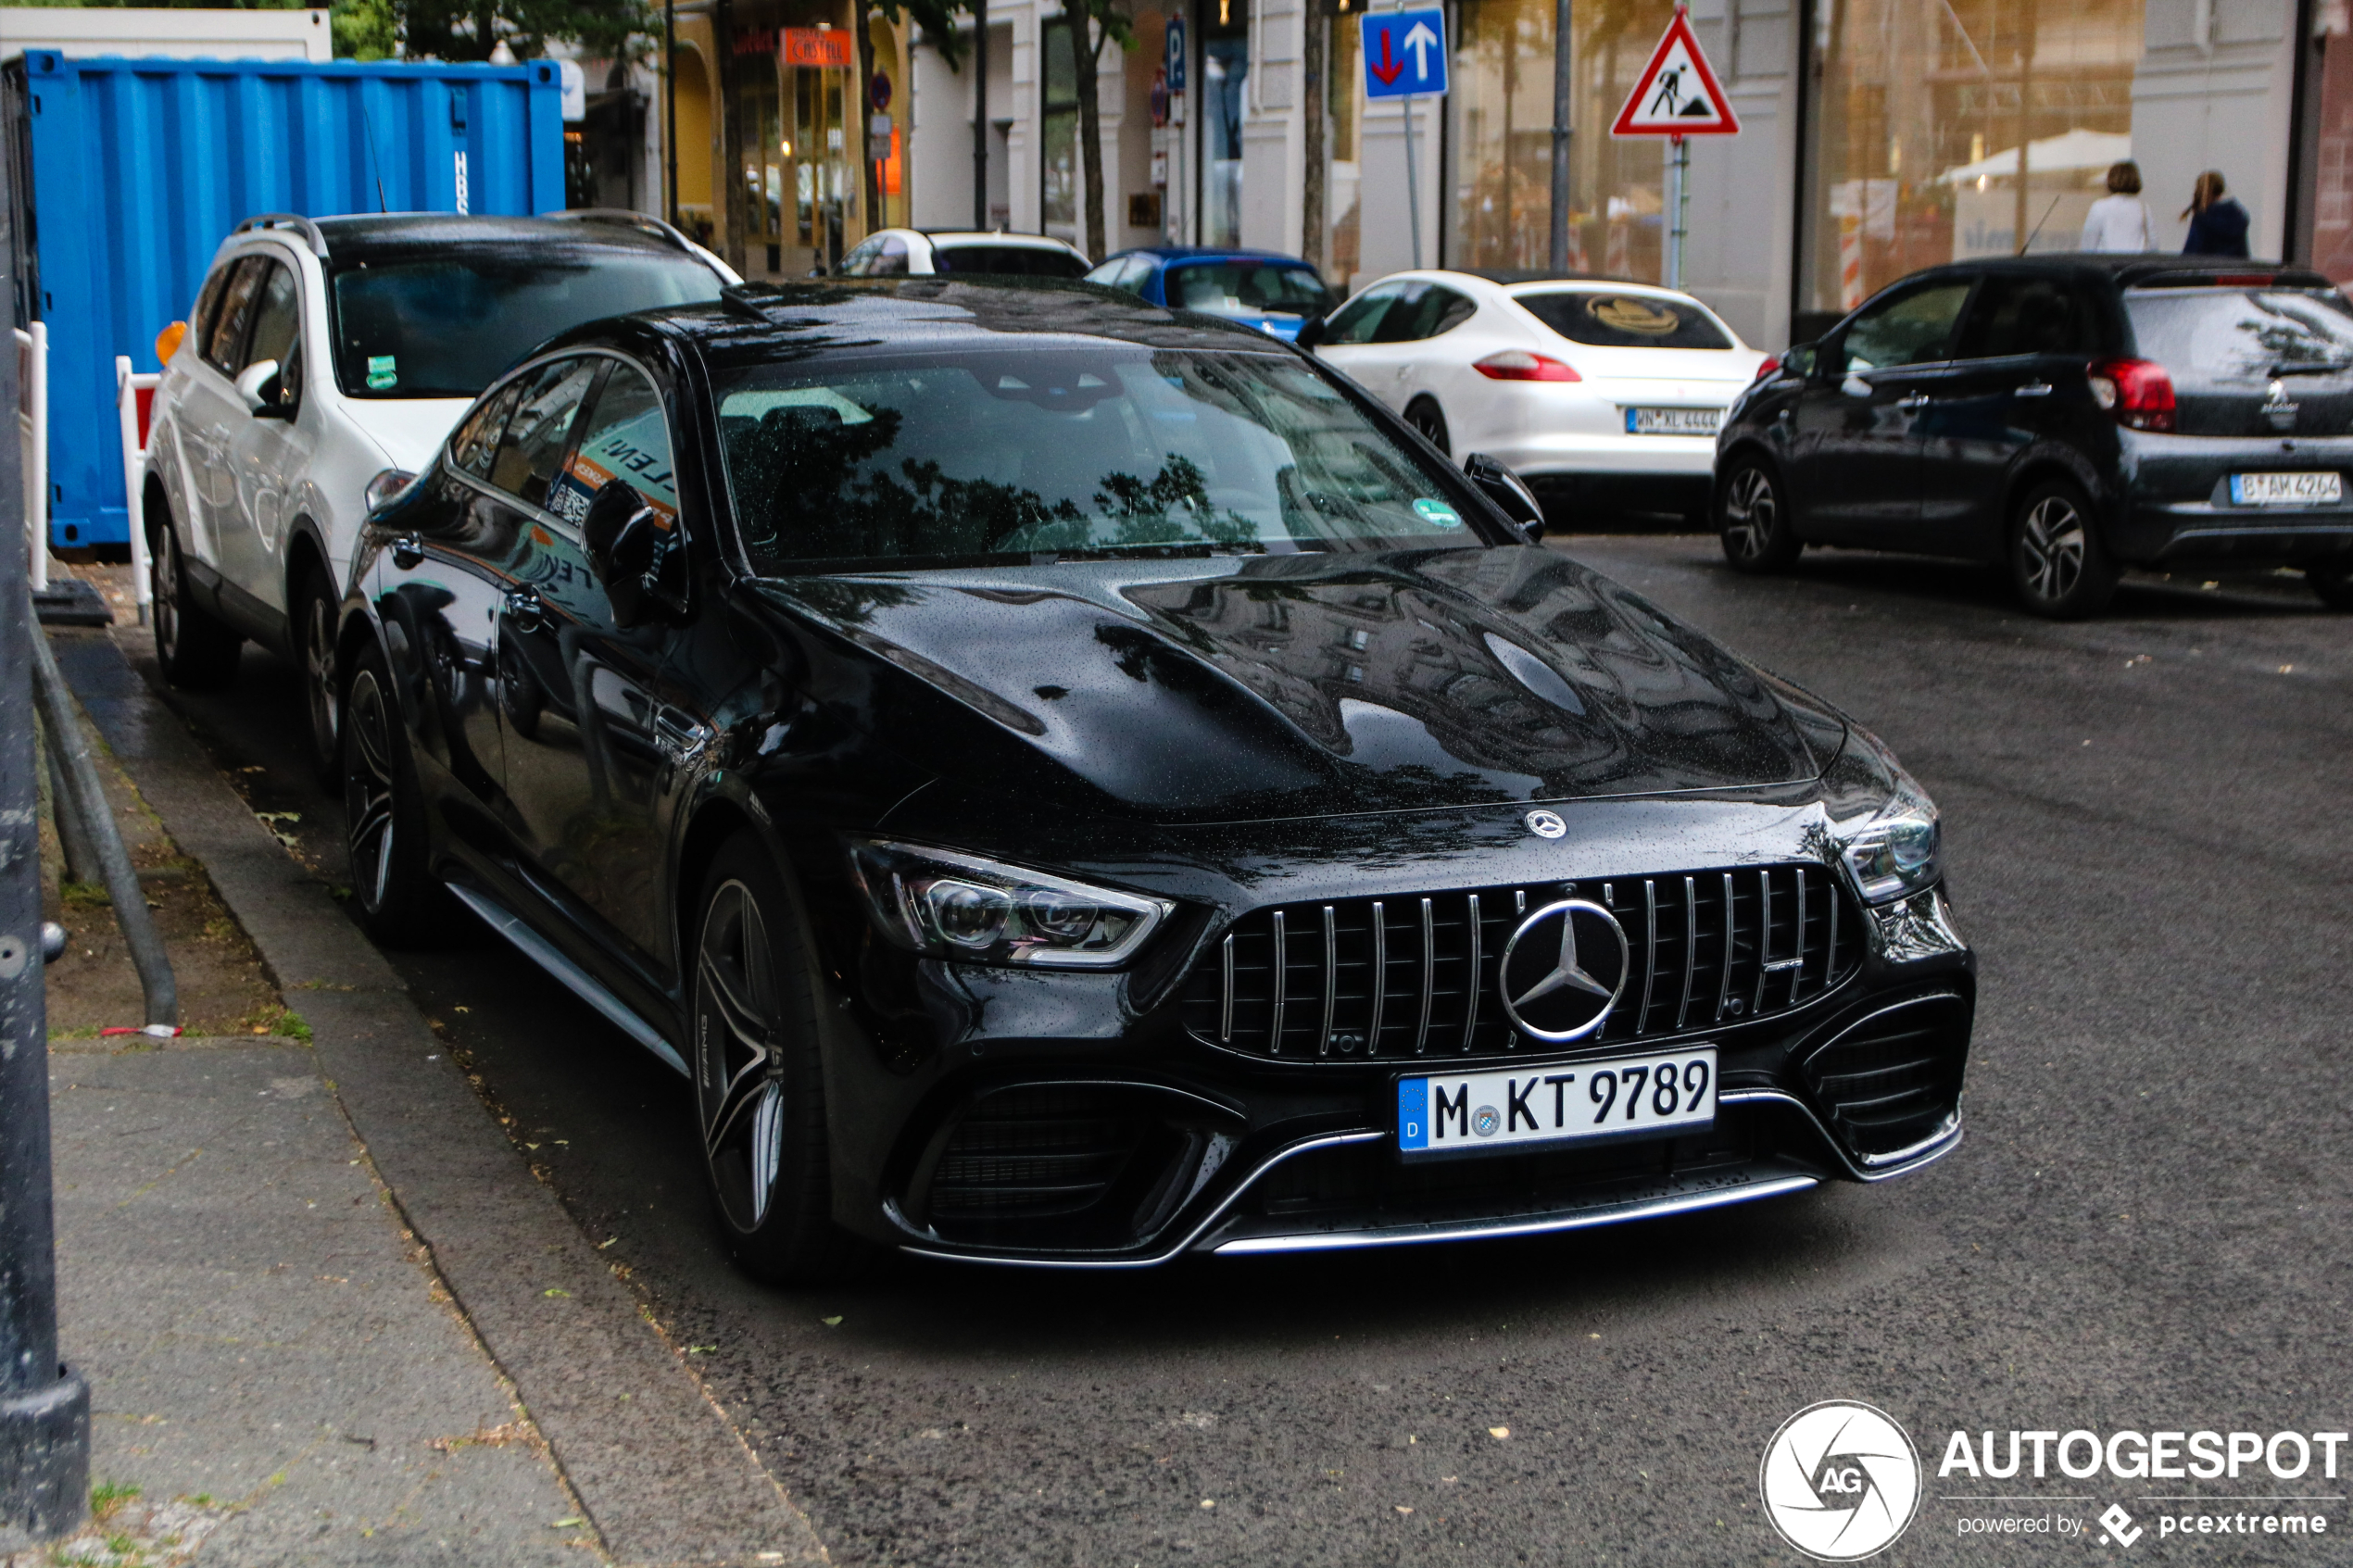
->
[1496,900,1630,1042]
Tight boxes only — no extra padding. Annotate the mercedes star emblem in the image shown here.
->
[1496,899,1630,1042]
[1525,809,1567,839]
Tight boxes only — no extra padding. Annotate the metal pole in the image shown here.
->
[1667,132,1686,288]
[1403,91,1420,270]
[1548,0,1571,271]
[0,107,89,1544]
[664,0,680,229]
[972,0,990,229]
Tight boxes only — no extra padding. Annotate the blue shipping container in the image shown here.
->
[4,50,565,550]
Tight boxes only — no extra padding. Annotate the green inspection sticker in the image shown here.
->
[1413,498,1464,529]
[366,355,396,391]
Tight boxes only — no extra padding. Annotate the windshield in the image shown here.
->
[328,251,724,398]
[1514,291,1734,350]
[1167,261,1335,318]
[716,347,1489,572]
[2124,289,2353,380]
[932,245,1089,278]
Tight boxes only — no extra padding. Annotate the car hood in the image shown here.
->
[750,546,1845,829]
[340,396,473,473]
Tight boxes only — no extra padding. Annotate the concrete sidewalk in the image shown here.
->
[21,609,828,1567]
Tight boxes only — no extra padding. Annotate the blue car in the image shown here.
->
[1085,246,1338,341]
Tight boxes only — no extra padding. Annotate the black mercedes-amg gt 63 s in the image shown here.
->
[340,279,1973,1281]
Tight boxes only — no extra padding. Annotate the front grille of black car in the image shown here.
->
[915,1085,1223,1249]
[1801,993,1969,1160]
[1178,863,1861,1062]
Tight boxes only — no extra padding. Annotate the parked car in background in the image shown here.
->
[142,211,731,774]
[1303,271,1766,527]
[1084,246,1337,341]
[1715,255,2353,618]
[834,229,1091,278]
[341,279,1970,1283]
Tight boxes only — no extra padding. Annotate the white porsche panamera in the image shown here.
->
[1307,270,1766,523]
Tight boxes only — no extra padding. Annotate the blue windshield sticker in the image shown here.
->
[1413,498,1464,529]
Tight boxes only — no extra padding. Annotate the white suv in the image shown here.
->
[145,210,730,772]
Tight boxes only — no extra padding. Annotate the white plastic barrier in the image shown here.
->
[116,356,159,622]
[15,322,45,592]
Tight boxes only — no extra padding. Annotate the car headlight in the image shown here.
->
[847,840,1174,968]
[1823,730,1943,905]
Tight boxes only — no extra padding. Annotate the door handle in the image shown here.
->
[1895,393,1931,411]
[2014,382,2054,398]
[502,584,545,633]
[390,534,423,570]
[654,708,713,766]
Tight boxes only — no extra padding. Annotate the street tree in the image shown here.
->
[1060,0,1134,260]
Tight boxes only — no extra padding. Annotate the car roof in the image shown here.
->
[302,213,697,266]
[1110,246,1319,267]
[919,231,1083,251]
[1890,254,2333,291]
[546,277,1297,371]
[1457,268,1671,289]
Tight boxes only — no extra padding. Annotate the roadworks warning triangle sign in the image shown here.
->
[1611,10,1739,137]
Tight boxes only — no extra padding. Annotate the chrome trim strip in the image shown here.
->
[895,1130,1389,1271]
[1210,1173,1822,1255]
[1368,901,1388,1054]
[1462,894,1483,1051]
[1639,878,1658,1032]
[1793,867,1809,1002]
[1751,868,1772,1016]
[1219,934,1234,1044]
[1827,875,1840,982]
[1718,1088,1963,1182]
[1715,871,1735,1021]
[1269,909,1288,1054]
[1678,875,1698,1028]
[445,882,687,1076]
[1416,897,1434,1053]
[1318,905,1337,1057]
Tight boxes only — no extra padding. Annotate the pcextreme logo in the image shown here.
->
[1760,1401,1924,1561]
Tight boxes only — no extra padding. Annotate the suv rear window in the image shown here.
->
[1165,261,1334,318]
[2124,289,2353,381]
[931,245,1088,278]
[1514,291,1733,350]
[327,249,723,399]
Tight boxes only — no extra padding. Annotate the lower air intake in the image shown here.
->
[1801,992,1970,1160]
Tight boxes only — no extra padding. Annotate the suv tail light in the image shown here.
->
[2087,358,2175,433]
[1752,354,1781,382]
[1474,350,1580,383]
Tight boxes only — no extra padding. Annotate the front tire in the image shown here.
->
[295,563,342,783]
[1403,397,1451,458]
[151,516,242,690]
[2009,480,2119,619]
[2307,559,2353,610]
[691,833,868,1286]
[341,640,453,946]
[1718,458,1801,572]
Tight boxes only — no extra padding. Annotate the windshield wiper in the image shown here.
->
[2266,359,2353,378]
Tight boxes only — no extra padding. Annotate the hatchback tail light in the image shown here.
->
[2087,358,2176,433]
[1753,354,1781,382]
[1474,350,1580,383]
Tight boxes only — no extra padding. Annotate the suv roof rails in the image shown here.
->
[541,207,699,255]
[233,212,329,258]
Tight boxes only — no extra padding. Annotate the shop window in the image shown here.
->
[1043,19,1081,244]
[1202,0,1249,248]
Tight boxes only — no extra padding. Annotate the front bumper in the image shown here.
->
[831,876,1972,1269]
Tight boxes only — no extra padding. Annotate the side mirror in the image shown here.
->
[1464,453,1545,541]
[1784,340,1818,380]
[1293,315,1327,351]
[235,358,288,417]
[583,479,683,629]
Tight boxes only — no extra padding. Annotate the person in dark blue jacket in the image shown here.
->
[2181,170,2251,257]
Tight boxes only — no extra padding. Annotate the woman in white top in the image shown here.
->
[2080,161,2154,253]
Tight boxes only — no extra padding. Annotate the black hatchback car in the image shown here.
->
[341,279,1973,1280]
[1716,256,2353,616]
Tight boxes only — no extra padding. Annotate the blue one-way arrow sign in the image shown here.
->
[1362,7,1447,100]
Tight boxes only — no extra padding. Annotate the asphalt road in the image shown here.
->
[133,540,2353,1567]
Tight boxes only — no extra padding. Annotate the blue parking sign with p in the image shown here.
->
[1362,8,1447,99]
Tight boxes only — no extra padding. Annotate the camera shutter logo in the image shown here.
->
[1758,1401,1921,1561]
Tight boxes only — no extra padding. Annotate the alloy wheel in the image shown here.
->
[1406,402,1450,456]
[343,668,398,911]
[2019,495,2085,603]
[695,879,786,1235]
[304,587,338,763]
[1723,467,1778,561]
[152,531,182,665]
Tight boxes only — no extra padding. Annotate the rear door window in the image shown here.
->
[2124,289,2353,380]
[931,245,1089,278]
[1955,276,2100,359]
[1374,283,1475,343]
[1320,282,1405,345]
[488,358,605,510]
[1515,291,1733,350]
[203,257,271,373]
[1837,280,1975,371]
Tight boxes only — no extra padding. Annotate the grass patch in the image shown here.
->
[89,1479,140,1525]
[60,880,110,909]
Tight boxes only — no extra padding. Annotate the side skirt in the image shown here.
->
[445,881,689,1077]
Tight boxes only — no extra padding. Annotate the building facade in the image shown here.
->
[657,0,2353,348]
